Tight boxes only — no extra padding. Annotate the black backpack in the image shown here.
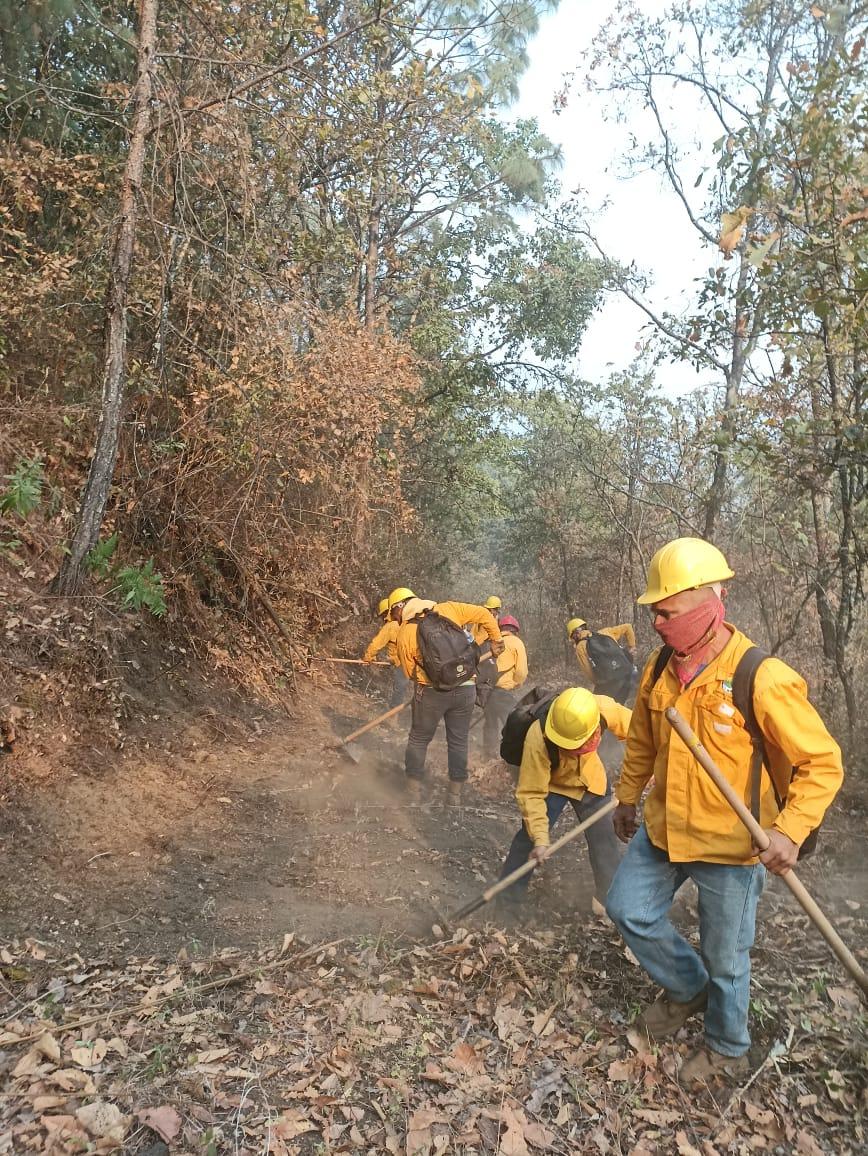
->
[652,645,819,858]
[415,610,480,691]
[500,687,560,768]
[585,632,634,685]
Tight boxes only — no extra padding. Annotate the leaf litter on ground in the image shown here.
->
[0,903,865,1155]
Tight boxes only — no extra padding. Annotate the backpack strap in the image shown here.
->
[651,645,674,684]
[730,646,777,819]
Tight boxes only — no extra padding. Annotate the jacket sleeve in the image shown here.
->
[596,695,633,741]
[396,623,419,680]
[363,622,393,663]
[515,722,554,845]
[608,623,636,650]
[615,654,659,805]
[753,661,844,847]
[440,601,503,645]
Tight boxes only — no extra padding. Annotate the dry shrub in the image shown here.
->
[121,305,420,651]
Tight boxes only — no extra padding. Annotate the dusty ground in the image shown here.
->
[1,672,867,1154]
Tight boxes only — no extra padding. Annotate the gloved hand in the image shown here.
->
[489,639,505,658]
[529,844,551,865]
[613,803,638,843]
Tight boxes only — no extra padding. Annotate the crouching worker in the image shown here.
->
[498,688,629,913]
[397,597,504,805]
[605,537,843,1083]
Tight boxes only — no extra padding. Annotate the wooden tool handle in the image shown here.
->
[317,657,391,666]
[665,707,868,998]
[450,797,618,922]
[341,700,410,744]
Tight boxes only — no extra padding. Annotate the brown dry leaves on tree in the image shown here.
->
[1,912,865,1155]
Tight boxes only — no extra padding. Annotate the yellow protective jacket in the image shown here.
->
[397,601,503,686]
[517,695,632,846]
[616,627,843,864]
[496,633,528,690]
[574,623,635,682]
[363,619,400,665]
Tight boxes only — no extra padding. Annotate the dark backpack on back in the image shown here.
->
[415,610,480,691]
[585,631,634,685]
[651,645,820,858]
[500,687,560,769]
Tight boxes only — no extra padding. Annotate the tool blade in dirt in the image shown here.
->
[665,706,868,1000]
[448,797,618,924]
[331,701,410,763]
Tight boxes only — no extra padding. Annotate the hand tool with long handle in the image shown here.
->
[665,706,867,998]
[315,657,391,666]
[331,700,411,763]
[448,797,618,923]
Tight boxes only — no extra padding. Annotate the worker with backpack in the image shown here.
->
[568,617,638,704]
[497,687,630,913]
[396,597,504,805]
[605,537,844,1084]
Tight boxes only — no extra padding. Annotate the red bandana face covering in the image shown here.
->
[564,728,602,757]
[654,596,726,683]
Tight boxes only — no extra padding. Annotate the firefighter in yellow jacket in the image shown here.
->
[568,617,638,704]
[606,537,843,1083]
[482,614,528,758]
[499,687,629,909]
[397,597,503,805]
[362,596,410,707]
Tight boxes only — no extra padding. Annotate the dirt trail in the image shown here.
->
[0,682,606,956]
[2,677,866,966]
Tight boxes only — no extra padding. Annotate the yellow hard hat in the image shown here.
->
[567,617,586,637]
[387,586,416,609]
[638,537,734,605]
[484,596,502,610]
[377,597,389,616]
[545,688,600,749]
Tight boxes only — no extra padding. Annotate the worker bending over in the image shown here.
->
[499,687,628,913]
[568,616,637,704]
[397,597,503,806]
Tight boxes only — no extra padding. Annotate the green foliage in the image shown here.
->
[114,560,167,618]
[0,457,45,518]
[86,533,119,580]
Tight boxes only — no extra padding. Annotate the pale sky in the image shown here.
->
[514,0,720,396]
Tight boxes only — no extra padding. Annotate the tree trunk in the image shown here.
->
[52,0,159,595]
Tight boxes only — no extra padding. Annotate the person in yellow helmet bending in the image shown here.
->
[362,596,409,708]
[471,595,503,645]
[397,597,503,806]
[606,537,843,1084]
[498,687,629,910]
[567,616,638,704]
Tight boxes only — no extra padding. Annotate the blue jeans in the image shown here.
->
[606,826,766,1056]
[500,790,622,903]
[390,666,411,709]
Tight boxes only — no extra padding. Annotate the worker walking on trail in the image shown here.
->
[482,614,528,759]
[605,537,844,1083]
[498,687,629,913]
[362,597,409,708]
[397,597,503,805]
[568,616,638,704]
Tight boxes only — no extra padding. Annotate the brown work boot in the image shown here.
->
[678,1046,749,1084]
[406,779,424,804]
[638,988,708,1039]
[446,780,465,808]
